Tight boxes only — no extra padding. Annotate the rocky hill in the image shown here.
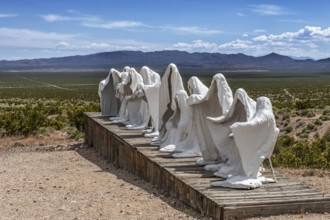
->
[1,50,330,73]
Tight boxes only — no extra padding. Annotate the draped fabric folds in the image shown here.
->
[98,68,122,116]
[126,66,161,130]
[150,63,184,143]
[166,76,208,155]
[173,74,233,163]
[205,88,256,176]
[211,96,279,189]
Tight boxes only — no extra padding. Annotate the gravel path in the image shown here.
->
[0,138,329,220]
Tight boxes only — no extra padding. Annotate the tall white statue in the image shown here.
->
[110,67,134,123]
[162,76,208,154]
[121,68,144,125]
[149,63,184,144]
[98,68,122,116]
[205,88,256,176]
[172,74,233,163]
[126,66,161,130]
[141,67,161,133]
[211,96,279,189]
[158,90,191,152]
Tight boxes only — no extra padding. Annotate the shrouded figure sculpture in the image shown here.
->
[206,88,256,177]
[158,90,191,152]
[110,67,134,123]
[211,96,279,189]
[163,76,208,154]
[121,68,144,126]
[172,74,233,163]
[98,68,122,116]
[126,66,161,130]
[148,63,184,144]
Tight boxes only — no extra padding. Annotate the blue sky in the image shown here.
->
[1,0,330,60]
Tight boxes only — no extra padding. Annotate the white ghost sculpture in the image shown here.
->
[159,90,191,152]
[109,67,130,121]
[205,88,256,176]
[162,76,208,154]
[211,96,279,189]
[122,68,144,126]
[110,67,135,123]
[98,68,122,116]
[149,63,184,144]
[172,74,233,163]
[126,66,161,130]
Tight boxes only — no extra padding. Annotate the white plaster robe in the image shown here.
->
[161,76,208,153]
[159,90,191,152]
[126,66,160,130]
[98,68,122,116]
[124,68,144,126]
[172,74,233,163]
[149,63,184,143]
[140,66,161,133]
[205,88,256,175]
[110,70,131,122]
[211,97,279,189]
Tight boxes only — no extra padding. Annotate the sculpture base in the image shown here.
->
[84,112,330,220]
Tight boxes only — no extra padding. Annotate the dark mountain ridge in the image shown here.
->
[1,50,330,73]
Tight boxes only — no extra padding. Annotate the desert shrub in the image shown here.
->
[320,115,329,121]
[306,123,316,131]
[323,109,330,115]
[0,98,99,136]
[67,101,99,131]
[297,109,309,116]
[306,111,315,118]
[295,120,304,128]
[284,125,293,133]
[314,119,323,126]
[272,131,330,168]
[295,99,313,110]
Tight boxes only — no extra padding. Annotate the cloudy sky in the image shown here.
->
[1,0,330,60]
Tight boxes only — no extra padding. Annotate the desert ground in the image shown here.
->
[0,132,329,220]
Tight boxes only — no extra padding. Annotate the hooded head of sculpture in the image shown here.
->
[140,66,161,86]
[122,66,130,72]
[209,73,233,114]
[110,68,122,86]
[256,96,273,112]
[187,76,209,96]
[232,88,256,121]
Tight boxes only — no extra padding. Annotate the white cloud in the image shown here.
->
[41,12,145,30]
[169,26,330,59]
[40,12,99,23]
[219,39,256,50]
[253,26,330,42]
[166,26,222,35]
[0,27,75,41]
[242,33,249,37]
[254,29,266,33]
[0,13,17,18]
[41,14,72,22]
[55,39,156,52]
[82,21,145,29]
[250,4,288,16]
[0,27,76,50]
[173,40,218,51]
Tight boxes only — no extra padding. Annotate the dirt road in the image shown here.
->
[0,133,329,220]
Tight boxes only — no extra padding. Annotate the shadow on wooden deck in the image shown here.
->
[84,112,330,220]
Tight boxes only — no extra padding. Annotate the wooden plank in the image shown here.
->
[84,113,330,220]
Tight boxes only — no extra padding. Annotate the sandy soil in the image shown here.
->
[0,133,329,220]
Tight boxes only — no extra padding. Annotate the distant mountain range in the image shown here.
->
[1,50,330,73]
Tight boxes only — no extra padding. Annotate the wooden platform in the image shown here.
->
[84,112,330,220]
